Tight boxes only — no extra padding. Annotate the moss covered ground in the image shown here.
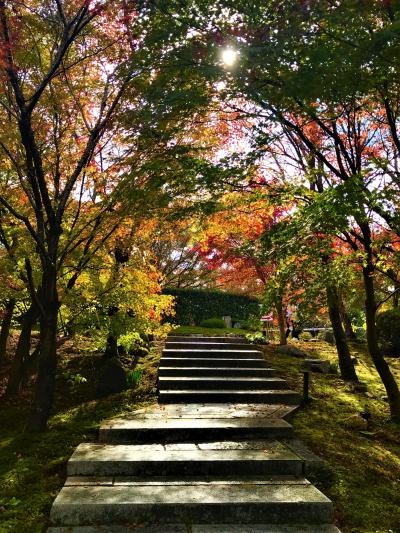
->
[260,340,400,533]
[0,337,158,532]
[1,334,399,532]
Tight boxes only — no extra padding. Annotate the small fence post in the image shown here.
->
[303,371,310,403]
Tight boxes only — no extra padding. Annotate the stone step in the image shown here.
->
[67,442,303,477]
[158,367,275,377]
[159,390,301,405]
[48,525,341,533]
[161,358,267,368]
[165,342,254,350]
[163,349,263,359]
[99,417,294,443]
[167,336,247,343]
[158,377,288,391]
[50,477,333,526]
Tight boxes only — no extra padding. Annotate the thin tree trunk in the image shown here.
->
[275,296,287,345]
[363,265,400,422]
[6,304,37,396]
[393,288,399,309]
[338,294,357,340]
[326,285,358,382]
[21,343,40,389]
[28,265,59,432]
[0,298,16,363]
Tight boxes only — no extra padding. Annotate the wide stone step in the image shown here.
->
[50,477,333,526]
[159,377,288,391]
[165,342,254,350]
[163,349,263,359]
[48,525,341,533]
[99,417,294,443]
[159,390,301,405]
[158,367,275,377]
[68,442,303,477]
[167,336,247,343]
[161,358,267,368]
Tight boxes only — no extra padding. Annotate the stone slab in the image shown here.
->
[192,526,341,533]
[303,359,331,374]
[50,481,333,525]
[48,525,341,533]
[108,403,297,420]
[158,367,275,377]
[99,416,294,443]
[167,336,247,343]
[158,377,288,391]
[160,358,267,368]
[68,442,302,477]
[162,349,264,359]
[165,343,254,351]
[158,390,301,406]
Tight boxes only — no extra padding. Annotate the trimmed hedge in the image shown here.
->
[377,308,400,356]
[164,288,260,326]
[200,318,226,329]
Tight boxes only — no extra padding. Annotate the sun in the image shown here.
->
[221,48,238,67]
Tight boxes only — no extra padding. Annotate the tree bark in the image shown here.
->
[6,304,37,396]
[28,263,59,432]
[338,294,357,340]
[393,288,399,309]
[275,296,287,345]
[326,285,359,382]
[363,265,400,422]
[0,298,16,363]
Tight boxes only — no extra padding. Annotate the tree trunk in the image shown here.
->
[6,305,37,396]
[275,296,287,345]
[326,285,359,382]
[338,294,357,340]
[0,298,16,363]
[393,288,399,309]
[28,265,59,432]
[363,265,400,422]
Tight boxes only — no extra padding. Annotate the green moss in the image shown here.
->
[260,340,400,533]
[0,343,157,533]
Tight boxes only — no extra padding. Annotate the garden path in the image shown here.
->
[47,335,341,533]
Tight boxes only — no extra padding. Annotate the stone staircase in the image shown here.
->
[48,335,341,533]
[159,336,300,404]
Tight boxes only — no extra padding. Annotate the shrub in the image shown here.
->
[299,331,313,342]
[246,331,268,344]
[163,288,259,325]
[376,308,400,356]
[199,318,226,329]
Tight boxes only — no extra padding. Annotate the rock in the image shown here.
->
[97,357,127,395]
[351,356,358,365]
[322,330,335,344]
[303,359,331,374]
[276,345,307,357]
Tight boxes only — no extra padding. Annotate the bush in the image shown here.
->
[246,331,268,344]
[163,288,259,325]
[299,331,313,342]
[199,318,226,329]
[377,308,400,356]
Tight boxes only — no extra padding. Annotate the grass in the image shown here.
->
[259,339,400,533]
[0,337,158,533]
[171,325,249,336]
[1,332,399,532]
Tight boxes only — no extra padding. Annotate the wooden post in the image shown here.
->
[303,371,310,403]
